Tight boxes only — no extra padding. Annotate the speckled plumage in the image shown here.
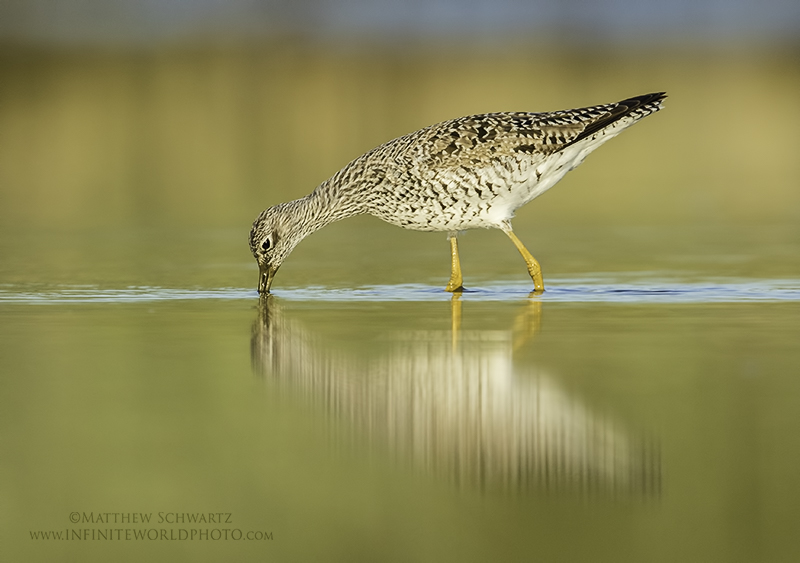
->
[250,92,666,293]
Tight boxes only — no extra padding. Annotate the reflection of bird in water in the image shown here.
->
[250,93,666,294]
[251,297,660,495]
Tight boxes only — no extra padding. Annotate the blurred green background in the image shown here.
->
[1,43,799,230]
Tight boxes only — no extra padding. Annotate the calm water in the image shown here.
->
[2,44,800,562]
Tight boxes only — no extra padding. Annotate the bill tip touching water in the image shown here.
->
[250,92,667,294]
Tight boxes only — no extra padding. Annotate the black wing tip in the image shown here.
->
[569,92,666,145]
[619,92,667,109]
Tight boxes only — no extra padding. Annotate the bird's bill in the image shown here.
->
[258,264,279,294]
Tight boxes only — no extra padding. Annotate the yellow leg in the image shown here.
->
[445,234,464,292]
[503,227,545,293]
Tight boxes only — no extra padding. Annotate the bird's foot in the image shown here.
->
[445,281,464,292]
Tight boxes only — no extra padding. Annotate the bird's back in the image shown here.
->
[317,93,666,232]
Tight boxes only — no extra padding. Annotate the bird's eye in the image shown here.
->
[261,238,272,251]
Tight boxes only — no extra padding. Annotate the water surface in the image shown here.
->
[3,272,800,561]
[2,277,800,304]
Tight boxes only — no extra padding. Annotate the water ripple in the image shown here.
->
[2,279,800,304]
[279,280,800,303]
[0,286,251,304]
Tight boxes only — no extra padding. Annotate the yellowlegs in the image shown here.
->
[250,92,666,293]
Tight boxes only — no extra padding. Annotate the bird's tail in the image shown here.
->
[571,92,667,145]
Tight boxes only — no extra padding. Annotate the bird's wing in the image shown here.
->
[413,93,666,170]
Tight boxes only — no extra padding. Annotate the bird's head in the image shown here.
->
[249,203,305,294]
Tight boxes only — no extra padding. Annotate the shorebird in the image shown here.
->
[250,92,666,294]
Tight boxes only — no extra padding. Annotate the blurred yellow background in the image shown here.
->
[1,43,798,232]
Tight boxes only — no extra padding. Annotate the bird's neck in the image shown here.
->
[288,177,364,240]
